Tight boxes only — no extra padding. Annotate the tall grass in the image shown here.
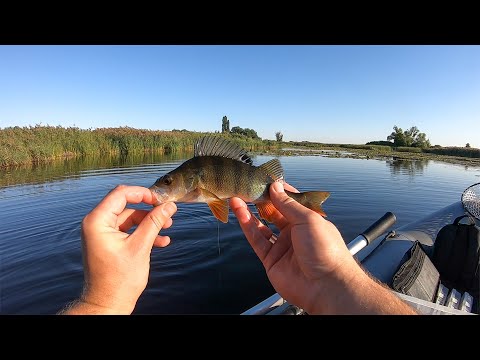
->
[424,146,480,158]
[0,125,273,168]
[3,125,478,168]
[395,146,423,153]
[287,140,480,158]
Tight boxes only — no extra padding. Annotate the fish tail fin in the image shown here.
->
[285,190,330,217]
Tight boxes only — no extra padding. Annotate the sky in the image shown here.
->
[0,45,479,147]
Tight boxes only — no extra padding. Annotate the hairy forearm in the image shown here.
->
[57,299,131,315]
[308,266,418,315]
[329,274,418,315]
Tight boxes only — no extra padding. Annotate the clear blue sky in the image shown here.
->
[1,45,479,147]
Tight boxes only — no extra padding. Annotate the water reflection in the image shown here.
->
[0,151,192,188]
[1,152,478,314]
[387,158,430,176]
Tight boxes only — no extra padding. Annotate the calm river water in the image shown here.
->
[1,152,479,314]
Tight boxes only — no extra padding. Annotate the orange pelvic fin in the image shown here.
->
[255,201,278,223]
[199,188,230,223]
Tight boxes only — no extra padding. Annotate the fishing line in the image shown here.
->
[217,220,221,256]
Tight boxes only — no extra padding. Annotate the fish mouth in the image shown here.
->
[149,186,169,206]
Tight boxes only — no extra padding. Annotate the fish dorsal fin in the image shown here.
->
[258,158,284,181]
[194,136,253,165]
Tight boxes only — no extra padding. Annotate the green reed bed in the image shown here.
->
[395,146,423,153]
[0,125,273,168]
[424,147,480,158]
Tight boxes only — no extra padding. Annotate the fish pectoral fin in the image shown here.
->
[198,188,229,223]
[255,201,277,223]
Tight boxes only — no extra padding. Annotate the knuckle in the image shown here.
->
[281,195,296,206]
[106,184,126,196]
[305,212,319,223]
[148,213,164,230]
[82,212,93,227]
[81,214,94,236]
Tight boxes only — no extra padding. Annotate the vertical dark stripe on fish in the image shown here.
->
[208,156,216,189]
[236,164,255,195]
[210,157,220,193]
[201,156,212,186]
[251,163,258,197]
[234,159,241,195]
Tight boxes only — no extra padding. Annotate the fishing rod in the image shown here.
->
[241,211,397,315]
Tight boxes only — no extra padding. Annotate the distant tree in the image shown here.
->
[412,132,431,148]
[466,143,471,148]
[387,126,407,147]
[221,116,230,133]
[231,126,260,139]
[387,125,430,148]
[231,126,241,134]
[404,126,420,146]
[275,131,283,142]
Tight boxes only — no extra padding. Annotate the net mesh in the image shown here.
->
[462,183,480,220]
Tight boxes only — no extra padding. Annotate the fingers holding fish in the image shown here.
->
[270,182,326,225]
[117,208,149,232]
[256,182,303,231]
[230,197,277,262]
[92,185,159,227]
[229,197,249,221]
[128,202,177,251]
[282,181,300,194]
[231,197,294,273]
[124,207,174,248]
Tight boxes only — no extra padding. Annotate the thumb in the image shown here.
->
[130,202,177,250]
[270,182,315,224]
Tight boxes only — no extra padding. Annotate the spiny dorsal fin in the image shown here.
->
[258,158,284,181]
[194,136,253,165]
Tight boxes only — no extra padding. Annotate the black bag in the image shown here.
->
[392,241,440,302]
[432,215,480,312]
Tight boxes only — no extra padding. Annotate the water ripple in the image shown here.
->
[1,154,479,314]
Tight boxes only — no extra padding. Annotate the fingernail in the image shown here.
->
[271,181,284,193]
[162,202,177,216]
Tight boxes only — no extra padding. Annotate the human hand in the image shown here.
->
[230,181,373,314]
[61,185,177,315]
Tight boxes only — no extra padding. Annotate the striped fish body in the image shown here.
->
[149,136,330,223]
[177,155,277,203]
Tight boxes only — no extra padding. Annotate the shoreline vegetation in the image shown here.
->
[1,125,480,169]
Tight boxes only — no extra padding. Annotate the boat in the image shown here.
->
[242,183,480,315]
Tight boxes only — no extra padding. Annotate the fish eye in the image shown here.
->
[163,175,173,186]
